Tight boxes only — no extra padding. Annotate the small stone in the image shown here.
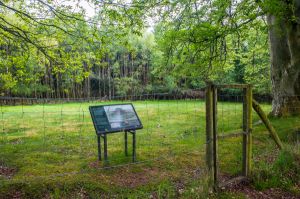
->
[178,188,184,194]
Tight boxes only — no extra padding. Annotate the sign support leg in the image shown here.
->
[103,134,108,161]
[129,130,136,162]
[125,131,128,156]
[133,131,136,162]
[97,135,101,161]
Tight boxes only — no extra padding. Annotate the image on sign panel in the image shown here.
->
[104,104,141,130]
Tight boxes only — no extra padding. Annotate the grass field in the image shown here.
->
[0,100,299,198]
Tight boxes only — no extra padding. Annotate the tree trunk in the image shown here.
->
[267,2,300,117]
[108,59,111,100]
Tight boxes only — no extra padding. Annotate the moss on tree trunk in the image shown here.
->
[267,0,300,117]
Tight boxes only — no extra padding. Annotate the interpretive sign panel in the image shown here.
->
[89,104,143,134]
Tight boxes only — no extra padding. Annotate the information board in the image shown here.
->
[89,104,143,134]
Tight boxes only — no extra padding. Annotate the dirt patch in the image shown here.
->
[6,191,25,199]
[112,167,164,188]
[0,165,16,179]
[88,161,167,188]
[88,161,101,169]
[223,180,299,199]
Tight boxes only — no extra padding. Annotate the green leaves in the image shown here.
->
[149,0,271,93]
[0,0,275,96]
[0,72,17,93]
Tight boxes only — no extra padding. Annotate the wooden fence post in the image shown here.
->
[242,85,252,176]
[206,82,214,180]
[212,85,218,185]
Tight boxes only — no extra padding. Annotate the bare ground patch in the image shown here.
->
[88,161,167,188]
[0,165,17,179]
[6,191,25,199]
[111,167,166,188]
[222,180,299,199]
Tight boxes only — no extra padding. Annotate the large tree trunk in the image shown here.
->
[267,0,300,117]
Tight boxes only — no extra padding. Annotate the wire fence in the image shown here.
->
[0,91,299,197]
[0,92,207,184]
[216,91,245,184]
[215,92,300,185]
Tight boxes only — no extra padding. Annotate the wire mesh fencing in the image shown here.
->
[0,92,208,185]
[218,89,300,183]
[205,84,300,188]
[216,90,245,184]
[0,90,299,197]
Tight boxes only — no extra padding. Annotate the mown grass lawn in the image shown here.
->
[0,100,299,198]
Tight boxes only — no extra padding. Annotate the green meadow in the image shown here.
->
[0,100,299,198]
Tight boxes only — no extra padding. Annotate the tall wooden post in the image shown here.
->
[247,85,253,175]
[212,85,218,185]
[242,85,252,176]
[206,82,214,181]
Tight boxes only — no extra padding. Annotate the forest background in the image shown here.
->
[0,0,271,99]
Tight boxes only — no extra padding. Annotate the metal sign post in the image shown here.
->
[125,130,136,162]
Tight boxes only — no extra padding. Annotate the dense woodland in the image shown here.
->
[0,0,299,116]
